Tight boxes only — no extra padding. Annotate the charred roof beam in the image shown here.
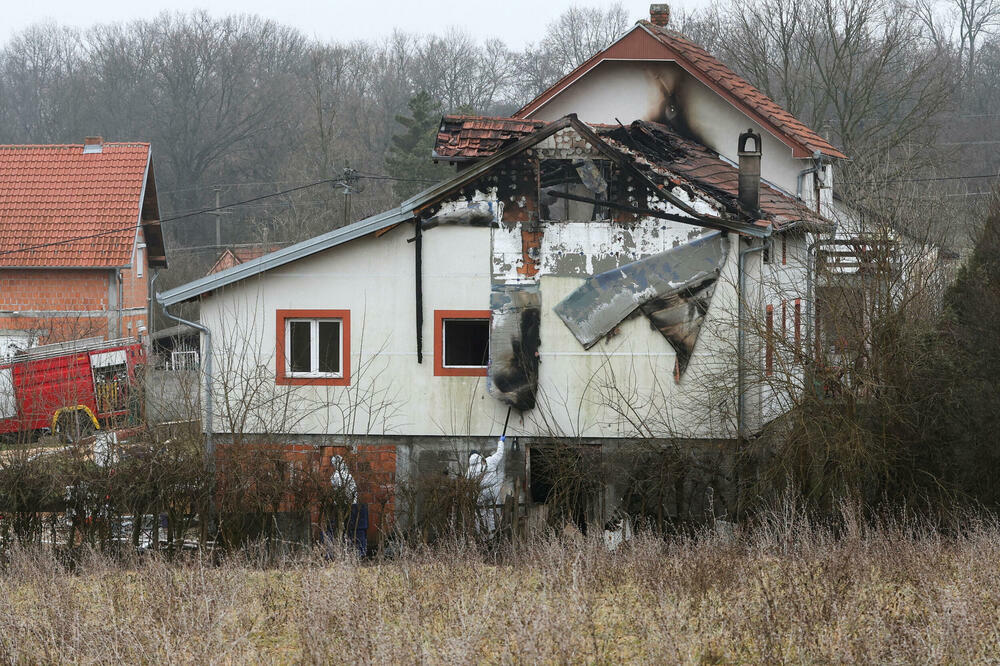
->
[547,190,771,238]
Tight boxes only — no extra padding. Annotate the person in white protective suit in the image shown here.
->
[330,455,357,499]
[328,454,367,555]
[467,437,505,534]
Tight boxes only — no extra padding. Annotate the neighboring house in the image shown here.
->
[207,245,287,276]
[0,137,166,358]
[157,7,845,527]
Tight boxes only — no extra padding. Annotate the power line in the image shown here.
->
[0,171,441,260]
[0,168,447,259]
[158,173,436,196]
[840,172,998,185]
[0,177,339,259]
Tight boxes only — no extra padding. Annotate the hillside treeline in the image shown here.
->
[0,1,995,287]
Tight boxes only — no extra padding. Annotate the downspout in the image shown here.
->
[117,268,124,339]
[414,218,423,364]
[151,271,213,472]
[737,239,767,444]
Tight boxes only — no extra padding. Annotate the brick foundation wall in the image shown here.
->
[216,443,397,545]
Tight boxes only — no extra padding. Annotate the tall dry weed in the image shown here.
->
[0,508,999,663]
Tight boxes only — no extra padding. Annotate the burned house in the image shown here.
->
[157,6,845,531]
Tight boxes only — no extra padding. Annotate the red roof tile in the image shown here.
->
[435,116,546,160]
[639,22,846,160]
[0,142,151,267]
[513,23,846,161]
[596,120,827,230]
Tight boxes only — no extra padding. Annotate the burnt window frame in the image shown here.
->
[434,309,491,377]
[538,158,613,222]
[276,309,351,386]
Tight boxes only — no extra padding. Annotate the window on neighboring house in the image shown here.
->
[434,310,490,376]
[276,309,350,385]
[763,241,772,264]
[136,244,145,277]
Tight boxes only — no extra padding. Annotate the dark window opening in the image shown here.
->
[765,304,774,376]
[529,444,600,534]
[289,320,311,374]
[443,319,489,367]
[318,321,341,374]
[539,158,611,222]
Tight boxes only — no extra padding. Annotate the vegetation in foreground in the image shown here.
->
[1,508,999,664]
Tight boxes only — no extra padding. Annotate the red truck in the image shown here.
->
[0,337,145,438]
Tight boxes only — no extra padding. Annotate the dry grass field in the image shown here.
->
[1,512,999,664]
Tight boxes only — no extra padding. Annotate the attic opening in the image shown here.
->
[539,158,611,221]
[443,319,489,368]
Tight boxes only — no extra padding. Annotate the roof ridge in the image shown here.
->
[0,142,150,149]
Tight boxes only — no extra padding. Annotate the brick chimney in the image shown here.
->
[738,129,761,213]
[83,136,104,154]
[650,4,671,27]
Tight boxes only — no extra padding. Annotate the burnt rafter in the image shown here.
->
[547,190,759,237]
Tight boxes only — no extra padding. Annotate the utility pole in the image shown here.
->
[208,185,232,249]
[341,165,360,226]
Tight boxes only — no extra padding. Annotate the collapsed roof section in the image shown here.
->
[595,121,829,232]
[160,114,830,307]
[434,116,829,232]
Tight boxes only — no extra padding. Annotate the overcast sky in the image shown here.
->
[3,0,710,47]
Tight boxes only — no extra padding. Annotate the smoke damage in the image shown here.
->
[488,285,541,410]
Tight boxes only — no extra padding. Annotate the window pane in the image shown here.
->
[288,321,311,373]
[318,320,341,374]
[443,319,489,367]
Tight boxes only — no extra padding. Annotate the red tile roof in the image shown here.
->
[513,23,846,160]
[639,22,846,159]
[0,142,151,267]
[435,116,546,160]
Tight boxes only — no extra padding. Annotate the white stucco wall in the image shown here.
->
[524,60,810,197]
[198,217,808,441]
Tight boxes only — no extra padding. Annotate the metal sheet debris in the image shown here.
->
[553,231,729,377]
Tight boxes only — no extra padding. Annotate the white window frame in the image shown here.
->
[284,318,343,378]
[136,243,146,277]
[442,318,490,369]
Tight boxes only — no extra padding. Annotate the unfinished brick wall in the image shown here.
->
[0,268,114,343]
[0,262,149,344]
[119,261,148,337]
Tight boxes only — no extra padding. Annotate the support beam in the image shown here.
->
[547,190,772,238]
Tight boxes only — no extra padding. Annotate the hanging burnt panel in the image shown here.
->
[488,285,541,411]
